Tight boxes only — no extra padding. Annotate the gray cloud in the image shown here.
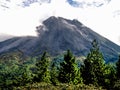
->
[67,0,111,8]
[21,0,51,7]
[0,0,51,10]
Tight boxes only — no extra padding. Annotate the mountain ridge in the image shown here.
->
[0,16,120,62]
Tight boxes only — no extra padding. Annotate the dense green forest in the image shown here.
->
[0,40,120,90]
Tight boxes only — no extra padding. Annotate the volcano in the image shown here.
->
[0,16,120,62]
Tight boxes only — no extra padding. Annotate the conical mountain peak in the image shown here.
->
[42,16,83,32]
[43,16,82,25]
[0,16,120,62]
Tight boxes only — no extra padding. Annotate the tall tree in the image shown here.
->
[34,52,50,82]
[58,50,82,84]
[113,55,120,89]
[116,55,120,79]
[104,63,116,89]
[50,62,59,85]
[81,39,106,86]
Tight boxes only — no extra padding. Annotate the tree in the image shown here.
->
[50,62,59,85]
[16,65,33,86]
[81,39,106,86]
[58,50,82,84]
[116,55,120,79]
[113,55,120,90]
[34,52,50,83]
[104,63,116,89]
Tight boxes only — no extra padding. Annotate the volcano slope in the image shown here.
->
[0,16,120,62]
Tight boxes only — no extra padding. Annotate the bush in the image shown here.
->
[13,83,105,90]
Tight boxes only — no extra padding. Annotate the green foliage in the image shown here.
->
[50,62,59,85]
[14,82,104,90]
[81,39,106,86]
[34,52,50,83]
[113,79,120,90]
[0,60,19,88]
[104,63,116,89]
[113,55,120,90]
[0,58,35,89]
[16,65,33,86]
[0,50,26,63]
[116,55,120,79]
[58,50,82,84]
[0,41,119,89]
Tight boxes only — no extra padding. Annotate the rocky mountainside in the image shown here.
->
[0,16,120,62]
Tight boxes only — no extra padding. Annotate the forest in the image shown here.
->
[0,39,120,90]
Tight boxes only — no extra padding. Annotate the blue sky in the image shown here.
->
[0,0,120,45]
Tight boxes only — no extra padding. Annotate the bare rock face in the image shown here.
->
[0,16,120,62]
[35,16,120,62]
[36,16,91,55]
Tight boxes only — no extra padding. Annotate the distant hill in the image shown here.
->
[0,16,120,62]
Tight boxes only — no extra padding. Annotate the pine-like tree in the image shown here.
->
[104,63,116,89]
[50,62,59,85]
[34,52,50,82]
[113,55,120,89]
[81,39,105,86]
[116,55,120,79]
[58,50,82,84]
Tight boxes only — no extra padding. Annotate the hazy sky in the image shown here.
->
[0,0,120,45]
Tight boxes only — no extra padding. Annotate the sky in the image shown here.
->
[0,0,120,45]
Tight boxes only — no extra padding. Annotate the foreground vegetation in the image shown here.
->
[13,83,104,90]
[0,39,120,90]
